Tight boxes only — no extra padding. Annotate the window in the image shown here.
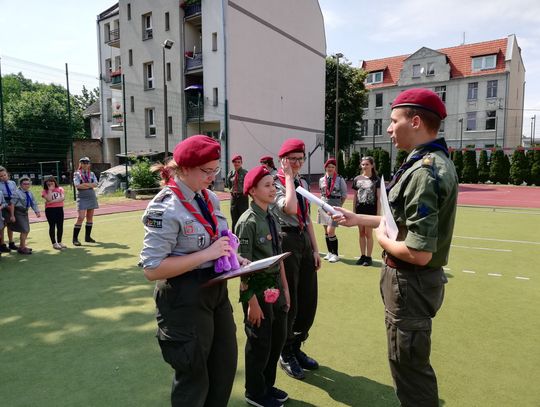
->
[466,112,477,131]
[487,80,498,98]
[472,54,497,71]
[426,62,435,76]
[485,111,497,130]
[106,98,112,122]
[166,62,171,81]
[142,13,153,40]
[412,64,421,78]
[144,62,154,90]
[361,120,368,137]
[105,58,112,80]
[128,49,133,66]
[168,116,173,134]
[439,120,445,133]
[212,32,218,51]
[374,119,382,136]
[435,85,446,103]
[468,82,478,101]
[130,96,134,113]
[114,55,121,70]
[145,108,156,137]
[366,71,383,84]
[104,23,111,43]
[165,12,170,31]
[127,3,131,20]
[375,93,383,108]
[213,87,219,107]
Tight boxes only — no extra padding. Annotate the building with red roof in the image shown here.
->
[356,35,525,159]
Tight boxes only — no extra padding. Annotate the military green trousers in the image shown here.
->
[380,265,447,407]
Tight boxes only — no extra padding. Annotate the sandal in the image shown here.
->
[17,247,32,255]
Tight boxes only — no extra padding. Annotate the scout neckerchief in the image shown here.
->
[233,170,239,193]
[167,179,218,239]
[3,181,12,198]
[276,168,308,230]
[325,172,337,198]
[80,170,91,183]
[386,138,450,193]
[24,191,31,208]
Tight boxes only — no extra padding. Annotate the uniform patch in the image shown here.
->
[240,238,250,246]
[418,203,430,218]
[258,236,267,244]
[147,210,163,217]
[184,225,195,234]
[197,235,206,248]
[422,155,434,167]
[146,217,162,228]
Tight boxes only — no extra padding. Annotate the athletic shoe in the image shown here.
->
[59,243,67,249]
[73,240,82,247]
[328,254,340,263]
[0,243,10,253]
[362,256,373,266]
[245,394,283,407]
[295,349,319,370]
[8,242,19,251]
[279,355,305,380]
[355,255,366,265]
[268,387,289,403]
[53,243,62,250]
[85,237,96,243]
[323,253,332,260]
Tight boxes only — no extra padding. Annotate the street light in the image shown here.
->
[162,39,174,159]
[334,53,343,171]
[458,118,463,149]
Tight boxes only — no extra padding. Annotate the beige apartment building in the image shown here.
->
[96,0,326,177]
[357,35,525,161]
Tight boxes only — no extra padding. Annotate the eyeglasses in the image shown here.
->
[286,157,305,164]
[199,167,221,176]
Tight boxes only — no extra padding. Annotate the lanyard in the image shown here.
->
[166,179,218,239]
[276,169,308,230]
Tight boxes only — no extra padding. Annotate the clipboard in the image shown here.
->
[202,252,292,288]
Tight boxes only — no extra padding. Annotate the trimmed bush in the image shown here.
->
[130,158,159,189]
[394,150,408,174]
[346,151,360,179]
[461,149,478,183]
[530,150,540,186]
[477,150,490,183]
[509,149,529,185]
[377,149,391,180]
[452,150,463,183]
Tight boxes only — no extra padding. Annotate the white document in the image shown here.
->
[295,186,341,216]
[380,176,399,241]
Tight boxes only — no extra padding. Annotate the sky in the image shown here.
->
[1,0,539,140]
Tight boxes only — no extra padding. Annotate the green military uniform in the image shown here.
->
[225,168,249,231]
[235,201,287,400]
[382,141,458,407]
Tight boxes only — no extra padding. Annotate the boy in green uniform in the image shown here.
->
[235,165,291,407]
[336,88,458,407]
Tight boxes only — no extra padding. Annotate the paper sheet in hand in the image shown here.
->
[202,252,291,287]
[380,176,399,241]
[295,186,341,216]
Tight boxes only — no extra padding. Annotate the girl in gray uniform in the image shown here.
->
[318,158,347,263]
[10,177,41,254]
[72,157,98,246]
[140,135,246,407]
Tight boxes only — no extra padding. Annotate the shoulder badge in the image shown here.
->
[422,154,434,167]
[155,189,172,203]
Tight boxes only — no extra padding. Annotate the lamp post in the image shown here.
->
[334,53,343,171]
[458,118,463,149]
[162,39,174,159]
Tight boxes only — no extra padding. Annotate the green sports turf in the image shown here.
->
[0,203,539,406]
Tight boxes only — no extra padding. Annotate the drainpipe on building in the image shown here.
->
[221,0,229,180]
[503,71,509,148]
[96,16,107,164]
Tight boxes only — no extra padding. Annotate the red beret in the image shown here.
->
[243,165,270,195]
[232,155,242,162]
[259,155,273,163]
[173,135,221,167]
[278,138,305,158]
[324,158,337,168]
[391,88,447,119]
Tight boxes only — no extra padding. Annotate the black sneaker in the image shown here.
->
[0,243,10,253]
[362,256,373,266]
[8,242,18,251]
[295,349,319,370]
[73,240,82,247]
[85,237,96,243]
[245,394,283,407]
[356,255,366,265]
[268,387,289,403]
[279,355,305,380]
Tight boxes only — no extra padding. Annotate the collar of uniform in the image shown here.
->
[249,200,269,218]
[172,176,198,202]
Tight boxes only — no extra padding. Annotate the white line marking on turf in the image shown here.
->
[488,273,502,277]
[462,270,476,274]
[454,236,540,245]
[516,276,530,280]
[451,245,511,252]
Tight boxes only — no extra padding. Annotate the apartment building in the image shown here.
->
[96,0,326,177]
[356,35,525,160]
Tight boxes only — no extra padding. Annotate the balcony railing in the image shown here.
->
[185,52,203,71]
[186,93,204,121]
[143,28,153,40]
[184,3,201,18]
[107,28,120,47]
[110,69,122,88]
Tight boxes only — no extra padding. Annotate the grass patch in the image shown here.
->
[0,203,539,406]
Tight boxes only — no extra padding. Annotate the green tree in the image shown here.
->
[394,150,408,174]
[346,151,360,179]
[477,150,490,183]
[461,149,478,183]
[530,150,540,186]
[325,56,367,153]
[130,158,159,189]
[509,149,529,185]
[377,149,391,180]
[452,150,464,182]
[489,149,506,184]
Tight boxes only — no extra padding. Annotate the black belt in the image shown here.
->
[231,193,244,197]
[383,251,433,272]
[281,226,304,234]
[327,195,342,199]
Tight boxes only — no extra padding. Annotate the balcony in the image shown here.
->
[185,52,203,71]
[182,1,201,20]
[111,115,123,131]
[106,28,120,47]
[186,93,204,121]
[110,69,122,89]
